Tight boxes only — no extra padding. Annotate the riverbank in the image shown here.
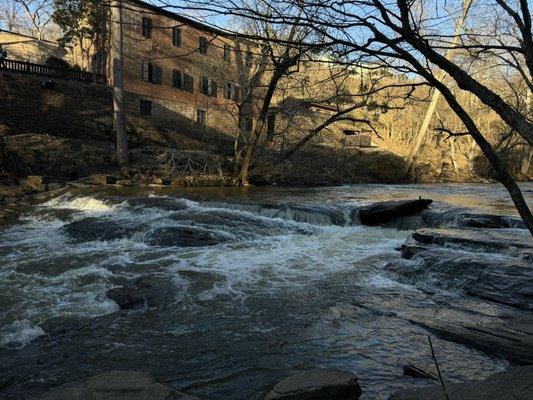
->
[32,365,533,399]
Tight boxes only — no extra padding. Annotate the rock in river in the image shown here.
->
[106,275,179,309]
[62,217,135,243]
[264,368,362,400]
[389,365,533,400]
[386,226,533,365]
[356,199,433,227]
[35,370,199,400]
[145,226,229,247]
[411,227,532,253]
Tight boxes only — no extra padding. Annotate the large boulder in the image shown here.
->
[389,366,533,400]
[356,199,433,227]
[264,368,362,400]
[106,276,179,309]
[35,370,199,400]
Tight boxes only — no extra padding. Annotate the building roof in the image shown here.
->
[126,0,238,39]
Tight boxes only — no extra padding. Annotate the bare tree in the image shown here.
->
[0,0,23,32]
[173,0,533,234]
[13,0,55,39]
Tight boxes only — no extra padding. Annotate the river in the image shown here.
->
[0,183,531,399]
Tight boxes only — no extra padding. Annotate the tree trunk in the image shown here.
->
[111,0,128,166]
[450,137,458,173]
[438,82,533,236]
[238,68,283,184]
[373,24,533,235]
[405,0,474,170]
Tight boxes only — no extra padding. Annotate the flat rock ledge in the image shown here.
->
[34,370,199,400]
[264,368,362,400]
[388,365,533,400]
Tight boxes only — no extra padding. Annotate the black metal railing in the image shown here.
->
[0,58,106,84]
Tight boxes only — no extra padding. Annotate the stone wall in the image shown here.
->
[0,71,112,140]
[0,30,74,65]
[0,71,237,154]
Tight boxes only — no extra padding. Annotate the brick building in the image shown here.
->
[97,0,266,140]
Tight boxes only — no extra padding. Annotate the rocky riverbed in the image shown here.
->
[0,183,532,399]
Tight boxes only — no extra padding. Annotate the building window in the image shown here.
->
[142,61,162,84]
[197,109,206,126]
[242,117,253,132]
[141,17,152,38]
[224,82,240,102]
[140,99,152,116]
[172,27,182,47]
[142,61,152,81]
[209,80,217,97]
[199,36,208,54]
[152,65,162,84]
[172,69,182,89]
[223,44,232,61]
[183,73,194,93]
[200,76,209,95]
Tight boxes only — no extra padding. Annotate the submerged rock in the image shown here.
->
[453,212,526,229]
[356,199,433,227]
[389,226,533,364]
[389,247,533,311]
[412,228,532,252]
[35,370,199,400]
[145,226,228,247]
[106,276,179,309]
[264,368,362,400]
[62,217,135,243]
[389,366,533,400]
[421,209,526,229]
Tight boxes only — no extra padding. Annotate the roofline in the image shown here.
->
[0,29,69,46]
[126,0,239,39]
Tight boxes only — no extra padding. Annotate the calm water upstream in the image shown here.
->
[0,183,531,399]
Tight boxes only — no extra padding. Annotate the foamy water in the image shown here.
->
[0,183,530,399]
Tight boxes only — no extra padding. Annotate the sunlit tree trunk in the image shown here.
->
[406,0,475,170]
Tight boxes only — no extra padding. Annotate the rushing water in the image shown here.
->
[0,183,531,399]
